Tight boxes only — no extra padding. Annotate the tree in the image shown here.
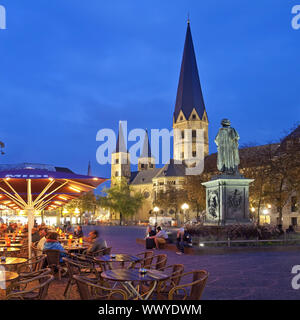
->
[241,143,276,225]
[153,186,186,224]
[97,177,144,225]
[265,127,300,225]
[184,174,209,223]
[62,192,96,225]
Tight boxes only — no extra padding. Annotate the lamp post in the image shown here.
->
[181,203,189,225]
[262,209,268,224]
[153,206,159,225]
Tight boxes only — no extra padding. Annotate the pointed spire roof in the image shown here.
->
[174,21,206,121]
[140,129,152,158]
[115,121,127,153]
[87,161,92,176]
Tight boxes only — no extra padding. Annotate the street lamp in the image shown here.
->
[181,203,189,224]
[153,206,159,225]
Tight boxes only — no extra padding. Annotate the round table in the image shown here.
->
[96,254,141,270]
[0,257,27,268]
[0,248,21,253]
[101,268,169,300]
[63,245,88,253]
[0,243,22,248]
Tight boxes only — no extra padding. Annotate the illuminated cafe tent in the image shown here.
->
[0,163,107,257]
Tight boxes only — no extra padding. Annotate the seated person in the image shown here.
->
[176,225,192,255]
[43,232,67,263]
[84,230,107,255]
[32,228,41,243]
[73,226,83,238]
[148,226,168,249]
[286,225,295,233]
[37,228,48,254]
[145,225,156,238]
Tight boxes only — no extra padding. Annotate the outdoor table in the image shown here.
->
[101,268,169,300]
[63,245,88,253]
[0,257,27,271]
[0,248,21,254]
[0,271,19,296]
[0,243,23,248]
[95,254,141,270]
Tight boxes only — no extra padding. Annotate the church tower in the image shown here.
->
[173,21,209,168]
[138,129,155,171]
[111,121,131,183]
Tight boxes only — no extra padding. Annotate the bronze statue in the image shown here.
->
[215,119,240,174]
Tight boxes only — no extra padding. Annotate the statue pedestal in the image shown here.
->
[202,175,254,226]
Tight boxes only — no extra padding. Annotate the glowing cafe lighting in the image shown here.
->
[93,177,98,181]
[62,208,69,214]
[74,208,80,214]
[251,207,255,212]
[263,209,268,215]
[48,177,54,181]
[69,186,81,193]
[153,206,159,213]
[181,203,189,210]
[58,196,67,201]
[54,201,62,205]
[267,204,271,209]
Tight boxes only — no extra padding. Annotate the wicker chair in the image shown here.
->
[43,249,67,280]
[146,254,167,270]
[73,274,128,300]
[86,247,112,258]
[130,251,154,269]
[6,272,54,300]
[63,257,102,299]
[168,270,209,300]
[17,254,47,278]
[18,244,29,259]
[155,264,184,299]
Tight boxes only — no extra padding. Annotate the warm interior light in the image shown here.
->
[58,196,67,201]
[74,208,80,214]
[54,201,62,205]
[5,177,10,181]
[49,177,54,181]
[93,177,98,181]
[69,186,81,193]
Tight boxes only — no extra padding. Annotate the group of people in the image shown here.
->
[145,224,192,255]
[35,227,108,262]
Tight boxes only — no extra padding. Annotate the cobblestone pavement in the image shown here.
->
[3,225,300,300]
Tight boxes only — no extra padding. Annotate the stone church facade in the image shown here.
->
[109,22,300,228]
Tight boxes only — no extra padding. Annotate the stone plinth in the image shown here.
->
[202,176,254,225]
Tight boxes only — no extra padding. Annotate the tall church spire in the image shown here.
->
[115,121,127,153]
[141,129,152,158]
[173,21,206,122]
[87,161,92,176]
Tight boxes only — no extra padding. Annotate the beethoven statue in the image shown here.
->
[215,119,240,175]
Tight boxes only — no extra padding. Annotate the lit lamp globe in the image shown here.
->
[181,203,189,211]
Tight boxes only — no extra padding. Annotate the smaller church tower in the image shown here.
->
[111,121,131,183]
[138,129,155,171]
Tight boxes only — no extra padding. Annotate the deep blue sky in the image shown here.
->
[0,0,299,184]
